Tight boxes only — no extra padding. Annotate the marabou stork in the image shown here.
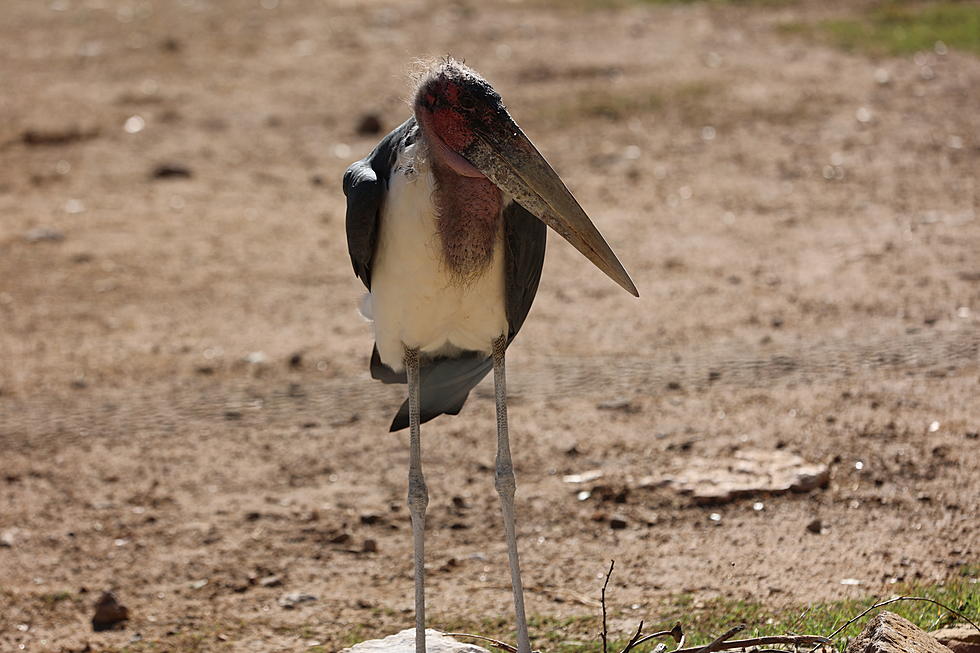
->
[344,58,637,653]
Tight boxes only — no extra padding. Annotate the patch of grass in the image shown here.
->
[542,0,797,8]
[437,570,979,652]
[639,0,797,5]
[530,0,797,11]
[38,590,75,606]
[544,80,717,124]
[786,2,980,56]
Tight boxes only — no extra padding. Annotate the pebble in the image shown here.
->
[279,592,316,609]
[91,592,129,631]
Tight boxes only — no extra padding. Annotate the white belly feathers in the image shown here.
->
[365,142,508,372]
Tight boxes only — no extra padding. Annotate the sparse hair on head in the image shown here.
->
[407,55,480,103]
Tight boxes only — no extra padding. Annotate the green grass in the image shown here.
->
[542,80,717,124]
[534,0,796,9]
[436,565,979,652]
[787,2,980,56]
[638,0,797,4]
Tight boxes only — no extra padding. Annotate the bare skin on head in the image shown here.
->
[414,60,504,281]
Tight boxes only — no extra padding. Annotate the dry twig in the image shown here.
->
[622,624,684,652]
[619,620,645,653]
[691,624,744,653]
[445,633,518,653]
[601,560,615,653]
[674,634,829,652]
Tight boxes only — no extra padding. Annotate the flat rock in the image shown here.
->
[932,625,980,653]
[658,448,829,504]
[340,629,489,653]
[846,611,951,653]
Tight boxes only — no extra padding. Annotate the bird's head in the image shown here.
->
[413,58,638,297]
[413,59,504,178]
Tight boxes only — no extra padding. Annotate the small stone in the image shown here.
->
[362,538,378,553]
[356,113,384,136]
[278,592,317,609]
[562,469,603,484]
[91,592,129,631]
[150,164,192,179]
[329,532,351,545]
[24,227,65,243]
[258,575,282,588]
[0,529,17,547]
[806,519,823,534]
[609,516,628,530]
[597,399,640,413]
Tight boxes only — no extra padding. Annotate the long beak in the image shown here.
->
[462,117,639,297]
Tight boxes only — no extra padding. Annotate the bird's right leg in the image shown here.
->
[405,347,428,653]
[491,335,532,653]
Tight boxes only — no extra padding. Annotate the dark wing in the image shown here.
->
[343,118,417,289]
[386,201,547,432]
[503,200,548,342]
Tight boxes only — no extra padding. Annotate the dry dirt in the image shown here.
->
[1,0,978,651]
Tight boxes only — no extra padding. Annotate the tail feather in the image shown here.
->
[371,348,492,432]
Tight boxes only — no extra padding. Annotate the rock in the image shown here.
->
[0,528,17,547]
[845,611,952,653]
[662,449,829,505]
[340,629,489,653]
[24,227,65,243]
[596,399,640,413]
[21,126,99,146]
[609,515,628,530]
[258,575,282,588]
[562,469,603,484]
[278,592,316,609]
[806,518,824,534]
[91,592,129,631]
[150,163,192,179]
[932,625,980,653]
[356,113,384,136]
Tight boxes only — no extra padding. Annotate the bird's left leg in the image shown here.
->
[492,335,532,653]
[405,347,428,653]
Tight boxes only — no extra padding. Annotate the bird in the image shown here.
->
[343,58,637,653]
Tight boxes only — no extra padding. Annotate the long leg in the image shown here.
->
[405,347,428,653]
[492,335,532,653]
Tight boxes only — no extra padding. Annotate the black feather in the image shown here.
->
[343,118,416,289]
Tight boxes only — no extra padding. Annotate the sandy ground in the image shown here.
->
[0,0,978,651]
